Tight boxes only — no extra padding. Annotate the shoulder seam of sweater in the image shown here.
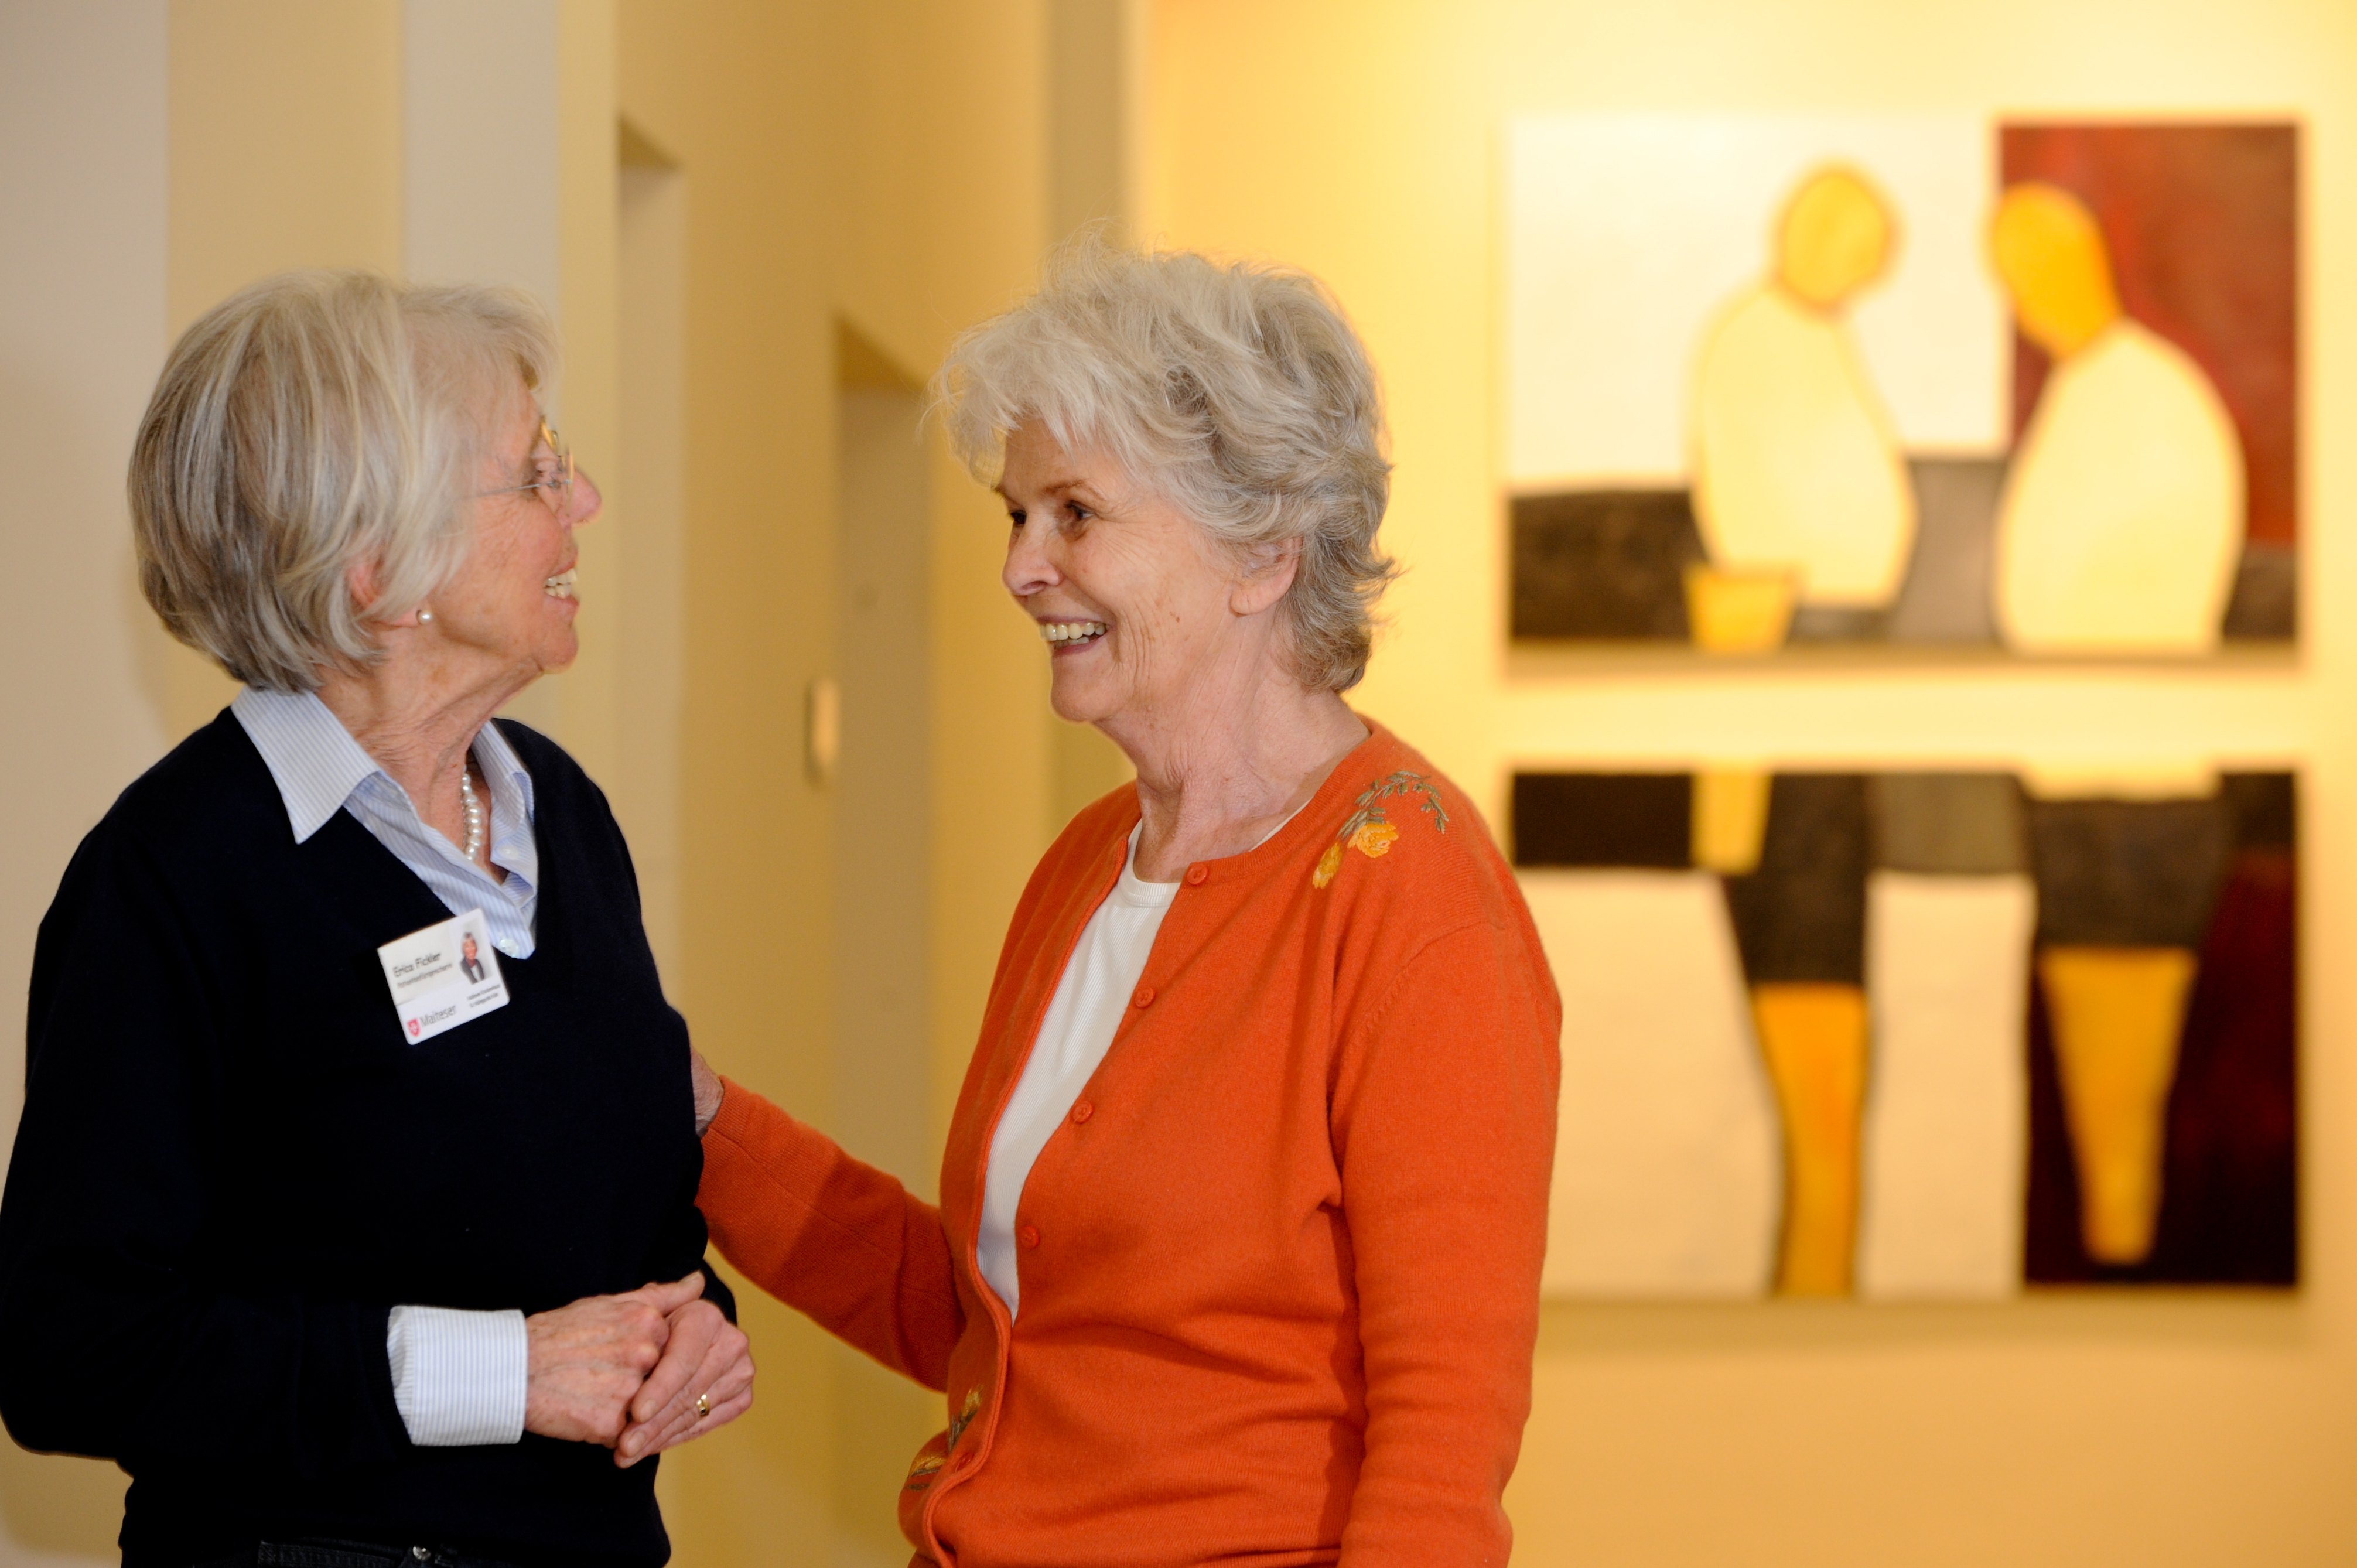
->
[1338,913,1511,1064]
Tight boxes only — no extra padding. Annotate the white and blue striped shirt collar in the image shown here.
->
[231,686,541,959]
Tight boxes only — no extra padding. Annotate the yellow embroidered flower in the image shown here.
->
[1313,772,1447,890]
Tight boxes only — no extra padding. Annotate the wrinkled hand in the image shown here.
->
[613,1292,754,1466]
[691,1050,724,1136]
[524,1273,706,1446]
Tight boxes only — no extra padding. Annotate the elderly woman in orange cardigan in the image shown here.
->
[683,240,1560,1567]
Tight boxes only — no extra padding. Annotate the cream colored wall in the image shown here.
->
[0,10,171,1560]
[616,146,691,976]
[615,3,1059,1562]
[1147,1,2356,1562]
[158,0,405,740]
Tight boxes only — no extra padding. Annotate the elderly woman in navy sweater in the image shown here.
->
[0,272,749,1567]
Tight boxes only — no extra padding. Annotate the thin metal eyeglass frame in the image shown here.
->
[473,418,576,517]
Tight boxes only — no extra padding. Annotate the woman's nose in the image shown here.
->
[567,467,604,527]
[1002,521,1061,597]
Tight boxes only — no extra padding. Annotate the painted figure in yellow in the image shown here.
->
[1993,183,2243,1259]
[1990,183,2244,654]
[2039,945,2198,1264]
[1751,982,1871,1294]
[1689,166,1917,651]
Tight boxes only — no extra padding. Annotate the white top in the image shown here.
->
[978,825,1178,1317]
[1994,317,2244,654]
[1691,281,1916,606]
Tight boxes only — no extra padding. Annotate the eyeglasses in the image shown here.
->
[474,418,577,518]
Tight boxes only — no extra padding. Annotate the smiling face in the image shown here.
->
[998,421,1290,732]
[425,381,600,687]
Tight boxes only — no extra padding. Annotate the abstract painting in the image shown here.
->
[1504,117,2297,653]
[1517,770,2295,1299]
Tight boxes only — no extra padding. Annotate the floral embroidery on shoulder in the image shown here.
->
[1313,771,1450,888]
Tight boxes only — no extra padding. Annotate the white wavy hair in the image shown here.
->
[131,269,558,692]
[933,236,1395,691]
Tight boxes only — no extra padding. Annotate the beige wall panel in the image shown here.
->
[1150,0,2356,1562]
[168,0,404,329]
[403,0,623,766]
[403,0,561,305]
[162,0,406,740]
[617,2,1055,1561]
[0,5,170,1558]
[551,0,623,784]
[617,157,690,978]
[616,9,843,1557]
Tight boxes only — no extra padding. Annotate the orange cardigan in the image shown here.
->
[698,721,1560,1567]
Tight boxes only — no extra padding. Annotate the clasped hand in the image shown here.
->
[523,1271,754,1467]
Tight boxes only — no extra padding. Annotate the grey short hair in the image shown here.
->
[933,237,1395,691]
[131,269,559,693]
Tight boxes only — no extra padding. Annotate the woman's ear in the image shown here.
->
[1230,536,1302,617]
[348,558,422,627]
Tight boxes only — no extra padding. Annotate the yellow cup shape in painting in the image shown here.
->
[2039,945,2199,1265]
[1690,166,1917,620]
[1989,183,2245,655]
[1682,563,1798,654]
[1751,982,1872,1296]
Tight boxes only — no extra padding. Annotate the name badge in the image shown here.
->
[377,908,510,1043]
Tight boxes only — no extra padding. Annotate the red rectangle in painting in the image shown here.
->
[2001,123,2297,546]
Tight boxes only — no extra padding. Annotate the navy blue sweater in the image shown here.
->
[0,711,726,1566]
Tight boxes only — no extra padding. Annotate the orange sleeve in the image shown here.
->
[698,1077,964,1392]
[1329,920,1562,1567]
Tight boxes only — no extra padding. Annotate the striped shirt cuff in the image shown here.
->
[386,1304,528,1446]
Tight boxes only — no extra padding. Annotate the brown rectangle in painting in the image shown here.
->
[1867,773,2026,874]
[2222,770,2294,850]
[1721,774,1868,986]
[2025,771,2295,1285]
[2001,123,2297,551]
[2221,541,2297,641]
[1885,457,2006,645]
[1510,772,1691,867]
[1509,490,1701,640]
[2024,796,2236,949]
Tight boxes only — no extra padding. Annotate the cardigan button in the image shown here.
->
[1070,1099,1094,1125]
[1185,863,1209,886]
[1019,1224,1041,1249]
[1132,984,1155,1008]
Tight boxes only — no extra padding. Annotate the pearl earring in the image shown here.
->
[418,609,434,623]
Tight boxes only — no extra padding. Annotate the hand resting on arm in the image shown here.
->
[691,1049,725,1136]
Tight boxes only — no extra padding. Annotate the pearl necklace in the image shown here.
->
[459,762,485,865]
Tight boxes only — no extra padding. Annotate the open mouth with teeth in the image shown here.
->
[544,568,578,600]
[1039,619,1107,650]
